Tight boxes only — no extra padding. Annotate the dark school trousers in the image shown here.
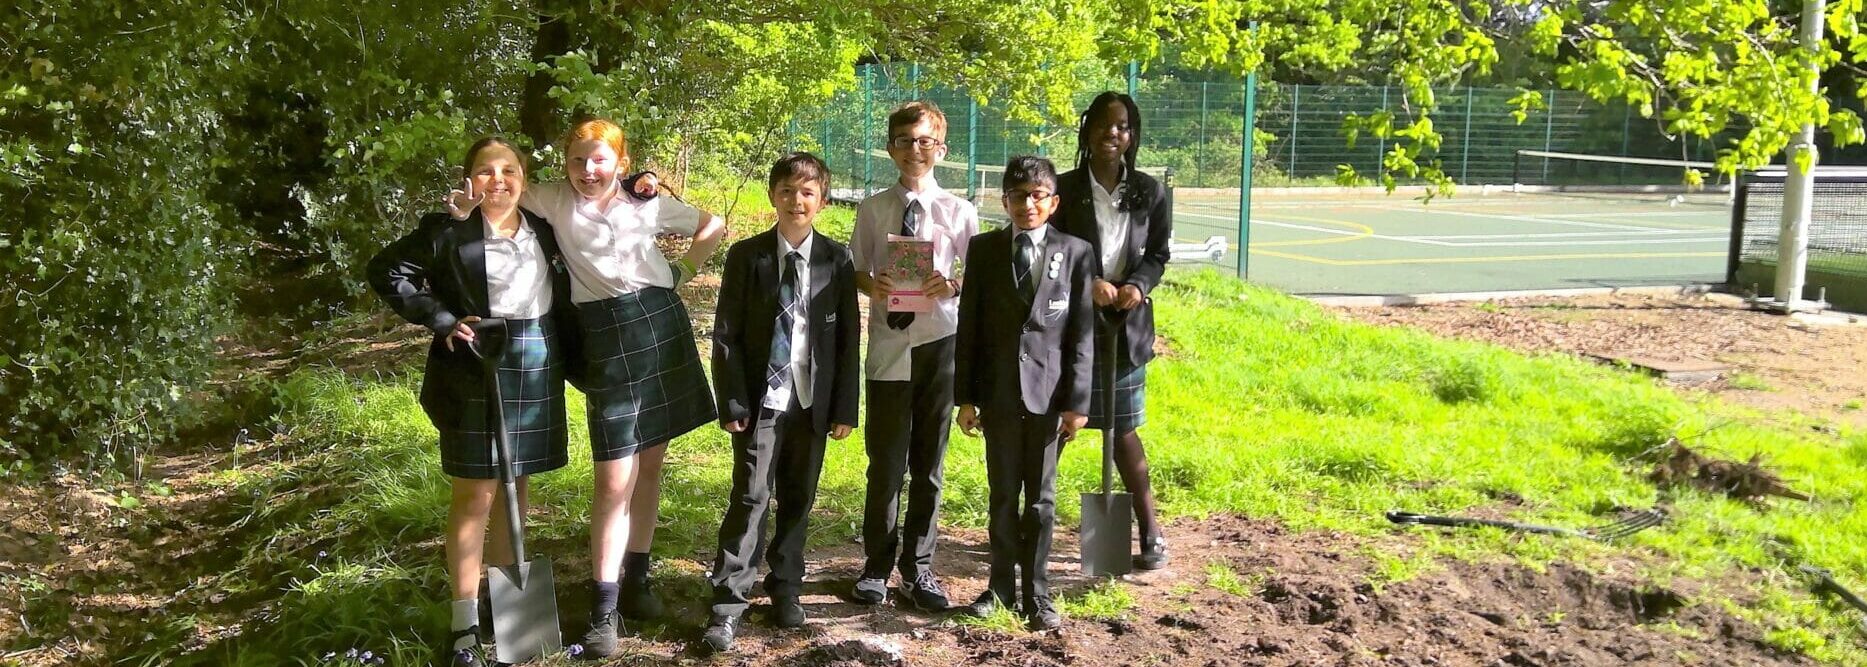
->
[980,406,1062,606]
[708,404,826,618]
[859,334,956,580]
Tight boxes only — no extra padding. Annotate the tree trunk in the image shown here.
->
[521,7,572,148]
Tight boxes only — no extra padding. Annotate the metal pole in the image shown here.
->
[1127,61,1139,97]
[1542,88,1555,181]
[821,116,832,195]
[1459,86,1474,184]
[967,95,980,200]
[1199,81,1208,187]
[1774,0,1827,310]
[1289,83,1300,178]
[1620,104,1632,184]
[1239,31,1260,279]
[910,62,921,95]
[1377,85,1389,178]
[863,64,874,194]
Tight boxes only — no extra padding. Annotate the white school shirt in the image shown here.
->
[520,181,702,303]
[851,181,980,381]
[1089,170,1132,281]
[767,231,815,410]
[482,218,553,319]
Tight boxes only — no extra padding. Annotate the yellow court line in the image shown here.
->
[1247,249,1727,267]
[1251,214,1377,248]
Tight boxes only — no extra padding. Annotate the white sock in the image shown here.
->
[451,598,479,649]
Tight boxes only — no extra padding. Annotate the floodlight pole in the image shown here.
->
[1771,0,1826,312]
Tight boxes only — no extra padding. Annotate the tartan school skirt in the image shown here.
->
[577,287,718,460]
[1086,329,1148,435]
[436,317,571,479]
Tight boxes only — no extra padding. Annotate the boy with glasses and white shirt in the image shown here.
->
[849,101,980,612]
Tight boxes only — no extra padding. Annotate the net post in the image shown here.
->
[1127,61,1139,97]
[1377,85,1389,179]
[1239,33,1259,280]
[862,63,875,196]
[1459,85,1474,184]
[1727,170,1750,288]
[1199,81,1208,188]
[1512,150,1521,192]
[1288,83,1300,179]
[967,95,980,201]
[1542,88,1555,181]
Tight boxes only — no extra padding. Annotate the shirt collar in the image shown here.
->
[1014,223,1049,246]
[894,179,944,205]
[1089,163,1129,200]
[482,216,534,243]
[778,228,815,259]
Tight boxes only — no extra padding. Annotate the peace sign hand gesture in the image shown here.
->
[445,177,483,220]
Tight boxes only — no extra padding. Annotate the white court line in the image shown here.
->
[1179,211,1725,249]
[1405,230,1702,240]
[1393,237,1727,247]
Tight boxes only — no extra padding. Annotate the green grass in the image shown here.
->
[1203,561,1260,597]
[1728,372,1775,391]
[1058,580,1138,621]
[143,268,1867,664]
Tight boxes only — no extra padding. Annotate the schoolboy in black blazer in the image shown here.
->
[954,156,1094,632]
[703,153,860,653]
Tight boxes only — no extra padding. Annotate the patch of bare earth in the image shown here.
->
[1334,291,1867,428]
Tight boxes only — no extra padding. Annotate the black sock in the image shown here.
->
[622,551,652,583]
[590,580,620,620]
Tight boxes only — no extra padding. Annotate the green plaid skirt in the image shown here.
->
[1086,329,1147,434]
[577,287,717,459]
[437,317,570,479]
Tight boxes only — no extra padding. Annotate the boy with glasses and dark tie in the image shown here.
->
[953,156,1094,632]
[849,101,980,611]
[702,152,860,653]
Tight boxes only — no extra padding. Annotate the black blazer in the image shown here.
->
[954,226,1095,416]
[366,209,582,430]
[1053,167,1172,367]
[711,228,861,434]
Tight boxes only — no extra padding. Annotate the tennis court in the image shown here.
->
[1176,188,1734,295]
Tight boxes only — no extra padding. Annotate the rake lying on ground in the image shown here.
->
[1386,508,1667,542]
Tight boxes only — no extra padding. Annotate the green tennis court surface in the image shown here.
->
[1171,189,1733,295]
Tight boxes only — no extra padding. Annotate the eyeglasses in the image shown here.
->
[1002,190,1055,205]
[889,136,945,150]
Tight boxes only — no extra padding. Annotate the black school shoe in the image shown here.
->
[619,577,664,620]
[1025,598,1063,631]
[701,614,740,654]
[1135,535,1171,570]
[576,611,618,660]
[772,595,807,628]
[960,590,1018,618]
[444,627,488,666]
[897,572,950,611]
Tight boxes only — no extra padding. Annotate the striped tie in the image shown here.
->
[1014,232,1036,303]
[767,251,804,400]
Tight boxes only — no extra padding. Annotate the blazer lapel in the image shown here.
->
[457,213,489,316]
[807,233,833,317]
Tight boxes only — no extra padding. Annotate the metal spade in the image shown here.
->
[1081,309,1133,576]
[468,319,562,663]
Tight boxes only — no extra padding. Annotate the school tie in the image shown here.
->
[766,251,804,402]
[1014,232,1036,304]
[887,200,921,330]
